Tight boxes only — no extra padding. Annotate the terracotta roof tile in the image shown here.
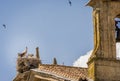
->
[34,64,88,81]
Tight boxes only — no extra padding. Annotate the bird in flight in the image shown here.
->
[68,0,72,6]
[2,24,6,29]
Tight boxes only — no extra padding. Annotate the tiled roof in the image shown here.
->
[33,64,88,81]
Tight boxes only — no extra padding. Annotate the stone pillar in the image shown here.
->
[36,47,40,59]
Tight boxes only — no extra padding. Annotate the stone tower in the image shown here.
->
[87,0,120,81]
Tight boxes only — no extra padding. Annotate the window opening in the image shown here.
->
[115,17,120,42]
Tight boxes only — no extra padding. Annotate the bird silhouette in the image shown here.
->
[2,24,6,29]
[68,0,72,6]
[18,47,28,57]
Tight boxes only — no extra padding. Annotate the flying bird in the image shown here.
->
[2,24,6,29]
[68,0,72,6]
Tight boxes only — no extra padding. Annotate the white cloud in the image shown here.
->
[116,43,120,59]
[73,43,120,68]
[115,18,120,21]
[73,50,92,68]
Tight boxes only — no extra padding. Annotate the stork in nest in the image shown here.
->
[27,54,34,58]
[18,47,28,58]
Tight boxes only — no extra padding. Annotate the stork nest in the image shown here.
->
[16,57,40,73]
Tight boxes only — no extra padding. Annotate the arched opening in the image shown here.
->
[115,14,120,42]
[115,14,120,59]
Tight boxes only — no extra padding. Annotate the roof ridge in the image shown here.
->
[39,64,88,69]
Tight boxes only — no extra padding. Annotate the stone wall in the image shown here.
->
[88,58,120,81]
[95,59,120,81]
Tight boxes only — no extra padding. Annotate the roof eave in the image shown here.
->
[86,0,95,7]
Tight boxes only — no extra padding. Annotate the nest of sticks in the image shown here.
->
[16,57,40,73]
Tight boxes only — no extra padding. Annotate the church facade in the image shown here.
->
[13,0,120,81]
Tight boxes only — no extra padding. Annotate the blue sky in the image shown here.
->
[0,0,93,81]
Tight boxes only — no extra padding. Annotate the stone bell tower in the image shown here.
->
[87,0,120,81]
